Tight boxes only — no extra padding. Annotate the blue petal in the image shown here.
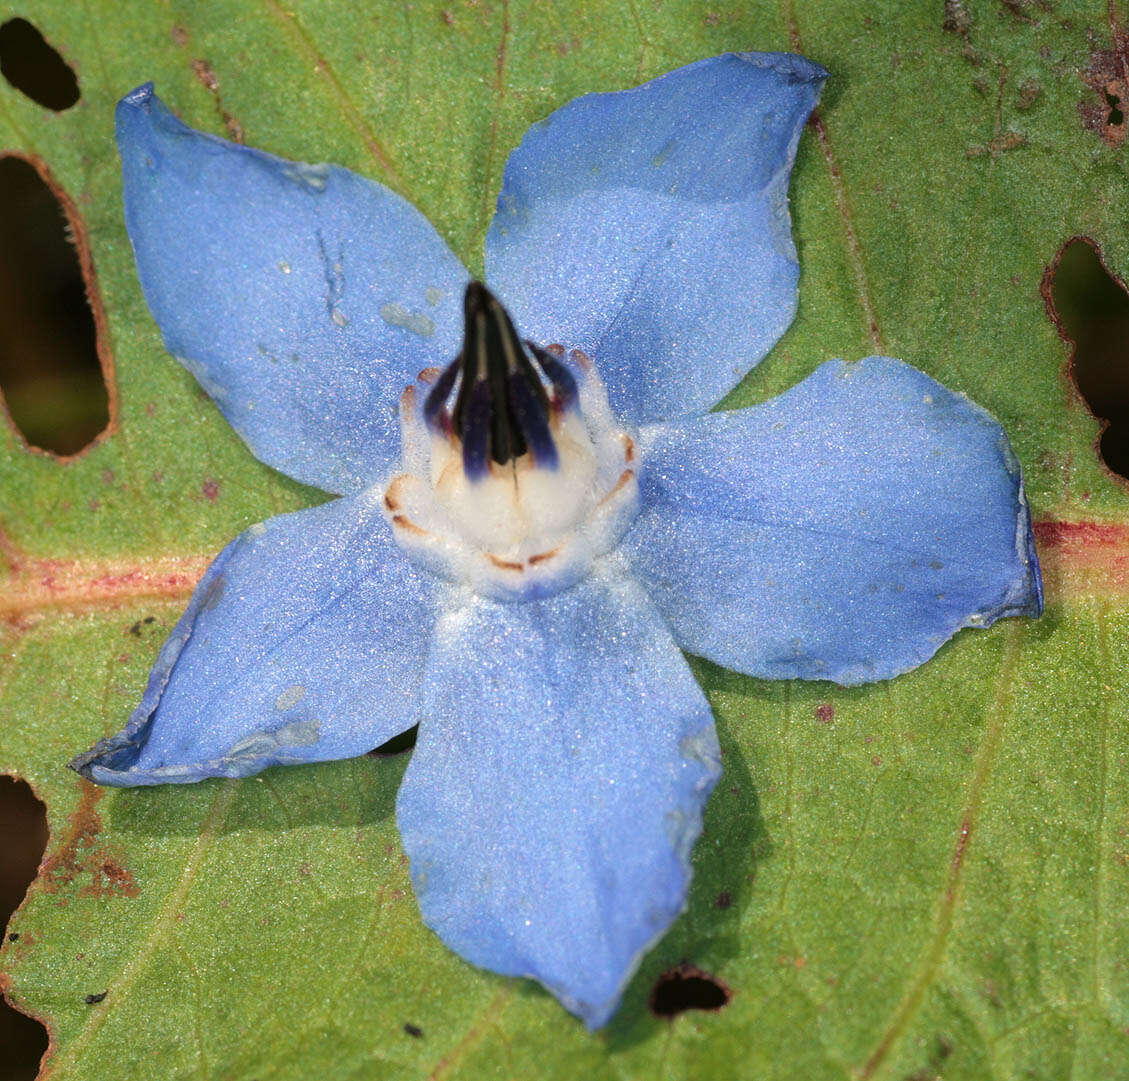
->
[117,84,469,494]
[623,357,1043,686]
[484,52,827,425]
[70,493,434,785]
[395,574,721,1028]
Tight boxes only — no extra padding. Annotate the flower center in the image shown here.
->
[382,282,639,600]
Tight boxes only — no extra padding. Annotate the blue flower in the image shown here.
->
[71,53,1042,1028]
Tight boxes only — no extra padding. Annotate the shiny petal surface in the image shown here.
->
[485,52,827,425]
[117,84,469,494]
[395,573,721,1028]
[624,357,1043,685]
[70,493,434,785]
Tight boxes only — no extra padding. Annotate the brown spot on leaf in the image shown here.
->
[966,131,1027,157]
[815,703,835,724]
[999,0,1037,23]
[40,782,138,900]
[190,58,244,143]
[201,478,220,502]
[1016,78,1041,109]
[1081,28,1129,146]
[942,0,971,36]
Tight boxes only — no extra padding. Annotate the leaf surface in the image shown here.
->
[1,2,1127,1079]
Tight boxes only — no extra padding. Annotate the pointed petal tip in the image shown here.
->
[121,82,156,108]
[485,48,828,424]
[734,49,831,84]
[115,81,175,155]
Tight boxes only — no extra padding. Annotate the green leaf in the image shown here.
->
[1,2,1126,1078]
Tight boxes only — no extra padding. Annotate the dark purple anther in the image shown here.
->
[426,281,566,479]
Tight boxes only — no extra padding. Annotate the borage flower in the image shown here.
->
[72,53,1042,1028]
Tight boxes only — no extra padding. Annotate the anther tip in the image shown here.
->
[464,280,494,317]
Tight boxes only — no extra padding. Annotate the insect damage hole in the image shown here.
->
[1106,90,1125,127]
[1043,237,1129,480]
[0,155,112,455]
[0,776,50,1081]
[0,18,79,111]
[649,963,731,1018]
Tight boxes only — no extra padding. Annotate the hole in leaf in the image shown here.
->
[649,963,731,1018]
[0,154,111,455]
[0,776,50,1081]
[370,724,418,757]
[1105,90,1125,126]
[0,18,79,111]
[1044,237,1129,480]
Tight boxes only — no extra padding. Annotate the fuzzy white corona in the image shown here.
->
[382,284,640,601]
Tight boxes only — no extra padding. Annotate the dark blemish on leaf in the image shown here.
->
[904,1034,955,1081]
[1043,237,1129,482]
[649,963,731,1018]
[128,621,141,637]
[190,58,244,143]
[0,18,79,111]
[370,725,419,757]
[403,1022,424,1037]
[1080,30,1129,146]
[82,991,107,1005]
[815,704,835,724]
[1106,88,1125,127]
[0,154,115,458]
[715,891,732,909]
[982,978,1003,1007]
[144,616,155,624]
[171,24,189,47]
[202,478,220,502]
[1016,79,1041,110]
[40,782,138,900]
[965,131,1026,157]
[942,0,971,36]
[999,0,1036,23]
[7,933,18,942]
